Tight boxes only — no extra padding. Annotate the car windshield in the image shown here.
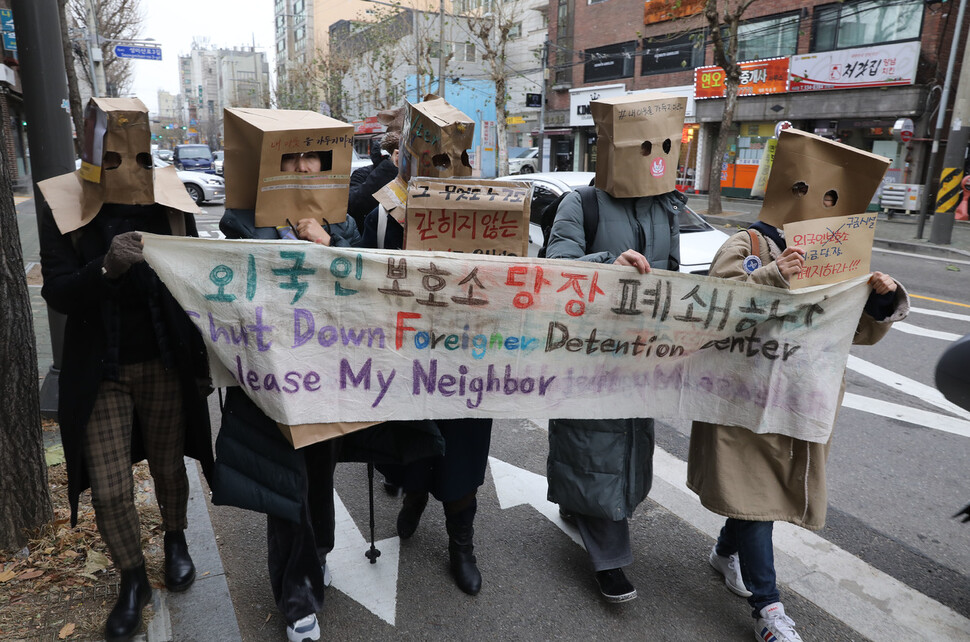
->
[179,146,211,159]
[213,151,224,160]
[679,206,714,232]
[510,147,535,159]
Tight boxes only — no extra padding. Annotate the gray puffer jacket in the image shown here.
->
[545,188,683,520]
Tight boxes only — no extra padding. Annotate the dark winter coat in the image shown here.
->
[545,188,682,520]
[347,158,397,229]
[39,202,214,526]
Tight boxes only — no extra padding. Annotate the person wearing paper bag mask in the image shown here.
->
[355,96,492,598]
[216,107,362,642]
[544,92,685,604]
[37,97,214,642]
[686,129,909,642]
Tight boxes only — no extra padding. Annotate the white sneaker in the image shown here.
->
[709,545,752,597]
[755,602,803,642]
[322,562,332,588]
[286,613,320,642]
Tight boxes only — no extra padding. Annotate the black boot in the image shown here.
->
[397,491,429,539]
[105,563,152,642]
[164,530,196,592]
[445,498,481,595]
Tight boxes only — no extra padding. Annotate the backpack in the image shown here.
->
[537,185,599,258]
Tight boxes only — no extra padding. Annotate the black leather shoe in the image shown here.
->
[164,530,196,592]
[397,491,429,539]
[105,563,152,641]
[595,568,637,603]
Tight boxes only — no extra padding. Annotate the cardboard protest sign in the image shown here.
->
[39,97,199,234]
[784,213,876,289]
[590,92,688,198]
[399,94,475,182]
[759,129,890,229]
[224,108,354,228]
[144,235,875,447]
[404,178,532,256]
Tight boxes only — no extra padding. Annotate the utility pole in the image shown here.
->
[438,0,445,98]
[930,0,970,244]
[917,0,968,240]
[84,0,107,97]
[539,39,549,172]
[11,0,76,417]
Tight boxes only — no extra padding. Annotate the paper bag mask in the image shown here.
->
[759,129,890,228]
[591,92,687,198]
[399,94,475,182]
[224,108,354,227]
[39,97,200,235]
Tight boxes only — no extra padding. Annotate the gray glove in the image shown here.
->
[102,231,144,279]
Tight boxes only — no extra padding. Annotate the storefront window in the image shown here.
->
[584,41,636,83]
[813,0,922,51]
[641,31,706,76]
[720,122,774,195]
[730,13,799,62]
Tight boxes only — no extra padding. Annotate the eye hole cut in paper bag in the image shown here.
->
[758,128,890,229]
[590,92,687,198]
[224,108,354,228]
[404,178,533,256]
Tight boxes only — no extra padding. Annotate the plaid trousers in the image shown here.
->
[83,359,188,570]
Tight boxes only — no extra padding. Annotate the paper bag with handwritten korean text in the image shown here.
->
[590,92,687,198]
[224,108,354,228]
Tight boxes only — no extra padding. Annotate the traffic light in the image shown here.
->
[181,126,187,130]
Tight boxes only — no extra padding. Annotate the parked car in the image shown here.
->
[495,171,730,273]
[156,149,173,162]
[212,150,224,175]
[352,148,373,172]
[173,144,213,171]
[508,146,539,174]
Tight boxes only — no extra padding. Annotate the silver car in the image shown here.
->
[496,172,729,274]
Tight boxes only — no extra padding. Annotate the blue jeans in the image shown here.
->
[715,518,779,617]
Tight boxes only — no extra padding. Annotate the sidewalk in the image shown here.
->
[19,193,970,640]
[687,194,970,261]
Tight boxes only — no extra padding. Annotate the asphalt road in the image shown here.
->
[189,204,970,640]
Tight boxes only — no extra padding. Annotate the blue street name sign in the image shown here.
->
[0,9,14,32]
[113,45,162,61]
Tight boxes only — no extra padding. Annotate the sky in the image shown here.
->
[128,0,276,114]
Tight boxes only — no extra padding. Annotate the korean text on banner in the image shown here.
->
[143,236,873,445]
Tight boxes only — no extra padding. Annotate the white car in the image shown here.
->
[508,147,539,174]
[496,172,730,274]
[75,157,225,205]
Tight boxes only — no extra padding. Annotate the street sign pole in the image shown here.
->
[11,0,76,418]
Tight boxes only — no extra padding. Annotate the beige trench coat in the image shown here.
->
[686,228,910,530]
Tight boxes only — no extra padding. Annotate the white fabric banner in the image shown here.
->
[143,235,872,443]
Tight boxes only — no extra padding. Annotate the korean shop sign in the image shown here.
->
[789,42,919,92]
[694,57,790,100]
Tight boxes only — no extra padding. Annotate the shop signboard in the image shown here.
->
[643,0,703,25]
[789,41,919,92]
[2,31,15,52]
[0,9,13,31]
[569,84,626,127]
[694,58,789,99]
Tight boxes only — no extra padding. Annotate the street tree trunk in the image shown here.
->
[0,109,52,552]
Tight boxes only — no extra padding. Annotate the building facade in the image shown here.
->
[178,43,270,148]
[0,0,28,190]
[546,0,969,196]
